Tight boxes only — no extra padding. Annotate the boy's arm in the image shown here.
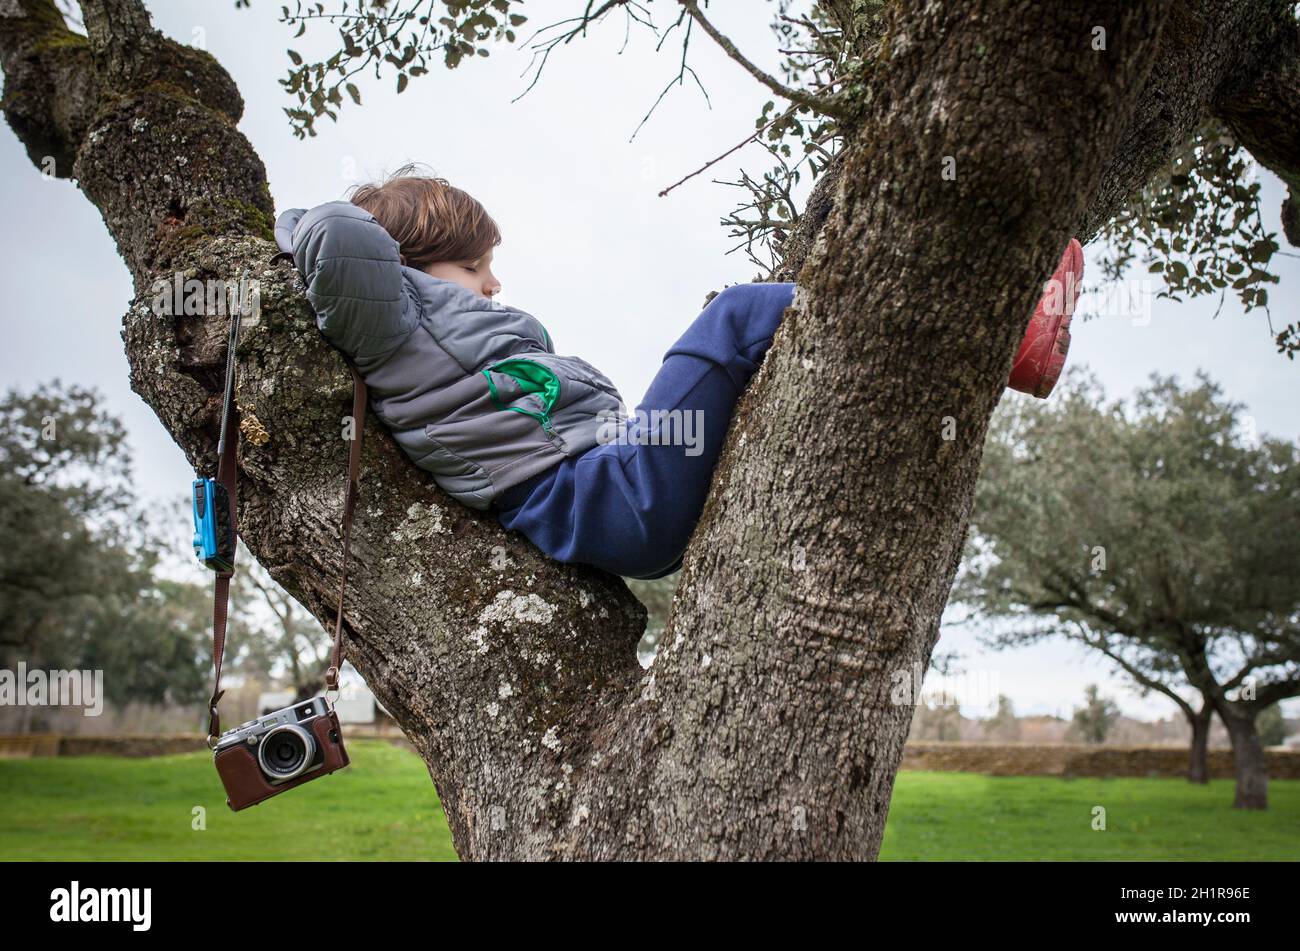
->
[275,201,416,363]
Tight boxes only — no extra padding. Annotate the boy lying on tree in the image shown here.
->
[276,166,1081,579]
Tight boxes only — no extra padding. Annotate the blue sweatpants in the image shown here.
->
[492,281,797,579]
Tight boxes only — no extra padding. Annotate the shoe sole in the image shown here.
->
[1012,238,1083,398]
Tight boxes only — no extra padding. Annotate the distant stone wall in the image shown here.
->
[901,742,1300,779]
[0,732,411,758]
[0,734,62,758]
[2,735,1295,778]
[59,734,209,757]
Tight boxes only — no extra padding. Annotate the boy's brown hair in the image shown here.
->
[349,164,501,271]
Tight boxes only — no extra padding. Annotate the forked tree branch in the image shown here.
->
[2,0,1295,858]
[1,0,648,859]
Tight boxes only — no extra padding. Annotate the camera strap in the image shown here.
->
[205,307,243,744]
[325,364,368,697]
[204,303,368,745]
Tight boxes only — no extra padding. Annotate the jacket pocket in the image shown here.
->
[481,357,569,451]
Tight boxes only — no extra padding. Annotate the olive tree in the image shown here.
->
[3,0,1297,855]
[960,373,1300,808]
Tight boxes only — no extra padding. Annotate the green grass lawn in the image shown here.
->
[879,770,1300,861]
[0,740,457,861]
[1,743,1296,860]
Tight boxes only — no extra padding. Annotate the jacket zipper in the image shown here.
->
[540,413,568,452]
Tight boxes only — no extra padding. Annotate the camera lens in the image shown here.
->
[257,724,317,782]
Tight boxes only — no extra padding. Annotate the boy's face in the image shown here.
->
[425,248,502,300]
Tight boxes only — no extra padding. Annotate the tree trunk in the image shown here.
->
[1186,705,1213,785]
[3,0,1296,859]
[1219,704,1270,809]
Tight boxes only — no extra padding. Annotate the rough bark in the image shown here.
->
[634,1,1179,859]
[1217,703,1270,809]
[2,0,1296,858]
[1187,705,1213,785]
[1177,635,1288,808]
[1,0,647,859]
[774,0,1300,284]
[1216,18,1300,246]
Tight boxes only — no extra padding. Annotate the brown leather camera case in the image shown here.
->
[214,709,350,811]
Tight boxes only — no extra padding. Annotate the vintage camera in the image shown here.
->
[211,696,350,811]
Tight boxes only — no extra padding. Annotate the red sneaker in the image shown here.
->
[1008,238,1083,398]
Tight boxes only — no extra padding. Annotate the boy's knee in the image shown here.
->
[712,280,794,308]
[710,282,793,346]
[709,282,751,308]
[710,282,771,321]
[673,282,792,369]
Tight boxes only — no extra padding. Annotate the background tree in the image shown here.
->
[1070,685,1120,744]
[910,700,965,743]
[83,575,210,711]
[960,372,1300,807]
[624,573,680,666]
[0,382,209,726]
[0,381,131,670]
[230,545,332,700]
[982,694,1022,743]
[3,0,1297,857]
[1255,703,1290,747]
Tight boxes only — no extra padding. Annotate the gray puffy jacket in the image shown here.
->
[275,201,627,510]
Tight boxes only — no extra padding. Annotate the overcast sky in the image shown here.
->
[1,1,1296,722]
